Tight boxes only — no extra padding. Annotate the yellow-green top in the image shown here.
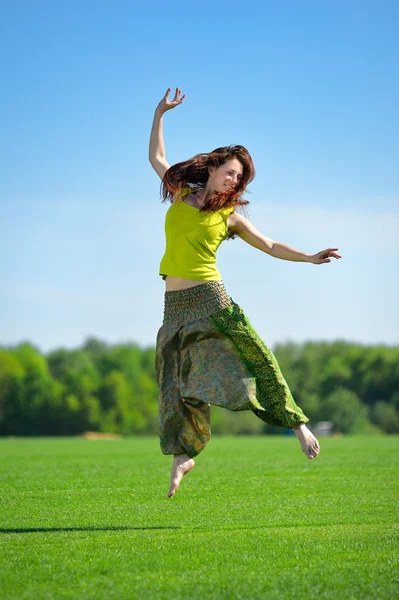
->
[159,188,235,281]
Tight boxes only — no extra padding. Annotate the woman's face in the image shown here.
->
[208,158,244,192]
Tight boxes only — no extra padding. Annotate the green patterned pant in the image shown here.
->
[155,281,308,457]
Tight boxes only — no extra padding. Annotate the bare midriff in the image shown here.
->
[165,276,216,292]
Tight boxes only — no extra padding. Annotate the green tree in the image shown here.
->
[372,401,399,434]
[7,344,64,435]
[47,348,102,434]
[0,351,25,435]
[98,370,148,434]
[320,387,368,434]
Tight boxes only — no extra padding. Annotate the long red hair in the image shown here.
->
[161,145,255,212]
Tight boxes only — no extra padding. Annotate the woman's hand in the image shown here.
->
[310,248,342,264]
[156,88,186,114]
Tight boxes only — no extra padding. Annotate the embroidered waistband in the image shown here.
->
[162,281,232,326]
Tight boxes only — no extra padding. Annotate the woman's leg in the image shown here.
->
[161,394,210,498]
[168,454,195,498]
[156,324,211,496]
[209,303,320,458]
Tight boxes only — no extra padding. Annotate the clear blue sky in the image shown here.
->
[1,0,398,353]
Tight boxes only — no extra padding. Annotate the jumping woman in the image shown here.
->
[149,88,341,498]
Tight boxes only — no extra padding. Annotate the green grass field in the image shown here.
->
[1,436,398,599]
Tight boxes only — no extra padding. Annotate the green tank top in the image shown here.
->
[159,188,235,281]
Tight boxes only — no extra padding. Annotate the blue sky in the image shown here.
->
[1,0,398,353]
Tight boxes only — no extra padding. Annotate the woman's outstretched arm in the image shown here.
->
[148,87,186,180]
[228,212,341,264]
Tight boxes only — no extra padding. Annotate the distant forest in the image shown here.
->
[1,339,398,436]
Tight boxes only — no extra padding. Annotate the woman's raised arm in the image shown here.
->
[148,87,186,180]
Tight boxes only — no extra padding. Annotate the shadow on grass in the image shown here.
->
[0,526,179,534]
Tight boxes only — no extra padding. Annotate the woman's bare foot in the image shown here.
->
[293,423,320,459]
[168,454,195,498]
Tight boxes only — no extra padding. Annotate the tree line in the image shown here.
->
[0,338,398,436]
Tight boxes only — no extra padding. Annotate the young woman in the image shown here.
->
[149,88,341,498]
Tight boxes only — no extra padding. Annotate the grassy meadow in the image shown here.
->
[0,435,398,599]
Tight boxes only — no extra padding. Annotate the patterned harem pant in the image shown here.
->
[155,281,308,457]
